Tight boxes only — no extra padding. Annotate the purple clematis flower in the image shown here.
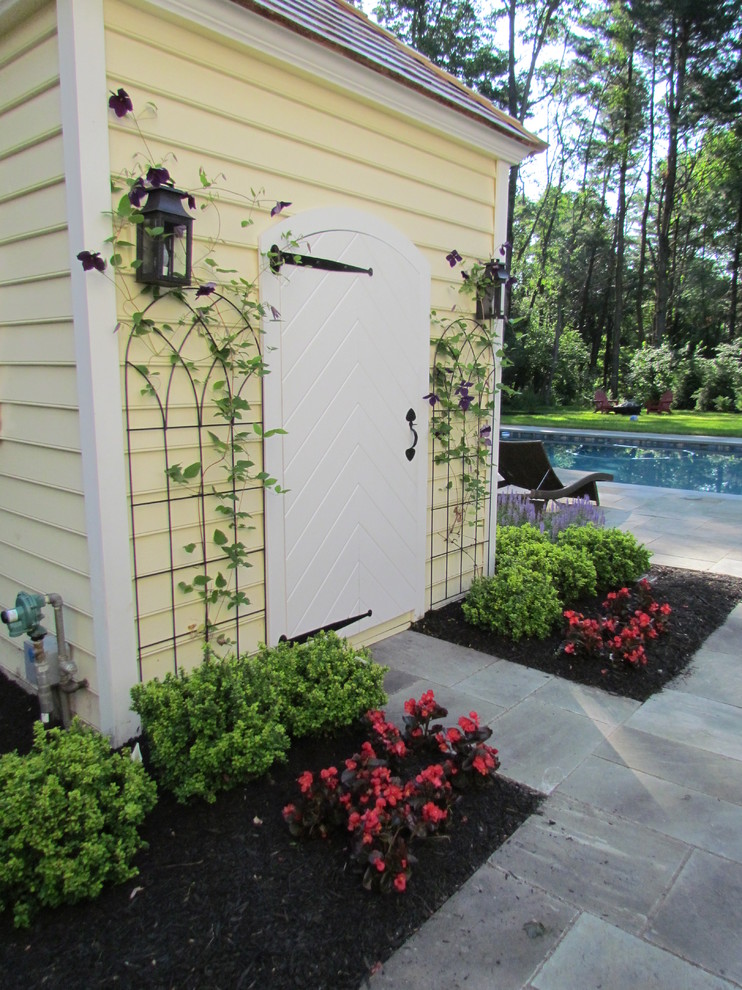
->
[499,241,511,256]
[108,88,133,118]
[146,166,171,187]
[423,392,440,406]
[181,193,197,210]
[458,394,473,412]
[195,282,216,297]
[446,249,463,267]
[455,381,473,397]
[128,177,147,208]
[479,425,492,447]
[271,201,292,217]
[269,305,281,320]
[77,250,106,272]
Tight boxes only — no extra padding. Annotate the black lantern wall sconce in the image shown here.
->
[135,186,193,287]
[475,259,510,322]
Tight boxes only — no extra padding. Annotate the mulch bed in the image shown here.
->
[412,564,742,702]
[2,564,739,986]
[0,676,541,990]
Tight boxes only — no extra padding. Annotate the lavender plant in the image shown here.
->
[497,492,605,542]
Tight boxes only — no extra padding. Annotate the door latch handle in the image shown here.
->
[405,408,418,461]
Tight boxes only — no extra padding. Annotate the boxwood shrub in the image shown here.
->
[462,522,651,639]
[131,631,388,804]
[0,719,157,928]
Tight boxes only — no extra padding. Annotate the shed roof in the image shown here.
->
[232,0,546,153]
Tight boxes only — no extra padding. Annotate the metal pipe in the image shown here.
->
[46,594,87,727]
[30,637,55,725]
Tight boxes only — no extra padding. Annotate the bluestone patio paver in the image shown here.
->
[560,756,742,862]
[491,792,689,934]
[527,677,640,728]
[594,724,742,805]
[646,849,742,986]
[369,865,578,990]
[454,658,552,710]
[673,649,742,707]
[370,630,489,686]
[530,913,737,990]
[487,698,616,793]
[625,690,742,761]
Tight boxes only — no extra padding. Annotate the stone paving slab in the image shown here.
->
[594,724,742,806]
[455,659,552,710]
[560,756,742,863]
[369,865,578,990]
[673,650,742,708]
[530,913,737,990]
[370,631,490,687]
[527,677,640,728]
[490,793,689,935]
[711,558,742,577]
[487,698,615,793]
[646,849,742,986]
[625,690,742,762]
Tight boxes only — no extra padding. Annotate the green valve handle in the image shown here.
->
[1,591,47,639]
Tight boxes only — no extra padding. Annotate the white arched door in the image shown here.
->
[260,208,430,644]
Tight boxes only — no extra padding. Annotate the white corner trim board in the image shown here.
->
[57,0,140,744]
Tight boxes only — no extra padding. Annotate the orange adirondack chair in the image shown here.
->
[593,389,615,413]
[646,390,673,413]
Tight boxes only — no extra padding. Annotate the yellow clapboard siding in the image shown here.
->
[0,402,80,448]
[0,31,58,112]
[0,440,83,489]
[0,86,63,160]
[0,226,69,283]
[0,364,79,408]
[103,1,494,176]
[0,476,86,534]
[0,541,92,613]
[0,2,56,65]
[1,510,90,572]
[0,321,77,362]
[0,183,69,249]
[0,135,65,209]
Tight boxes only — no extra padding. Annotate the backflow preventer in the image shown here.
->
[1,591,87,726]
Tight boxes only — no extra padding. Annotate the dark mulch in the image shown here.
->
[0,673,541,990]
[412,565,742,702]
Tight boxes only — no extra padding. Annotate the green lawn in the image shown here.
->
[500,407,742,439]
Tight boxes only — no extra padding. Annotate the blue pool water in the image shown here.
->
[501,430,742,496]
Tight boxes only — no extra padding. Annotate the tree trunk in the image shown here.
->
[610,42,634,398]
[654,14,688,344]
[729,188,742,339]
[635,46,656,345]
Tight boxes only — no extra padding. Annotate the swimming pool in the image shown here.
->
[501,429,742,496]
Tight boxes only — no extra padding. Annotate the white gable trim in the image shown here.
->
[57,0,140,744]
[139,0,537,166]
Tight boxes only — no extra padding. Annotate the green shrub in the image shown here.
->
[557,524,651,589]
[131,652,290,804]
[0,719,157,928]
[255,631,388,738]
[496,524,597,604]
[548,544,598,604]
[130,632,388,803]
[462,566,563,639]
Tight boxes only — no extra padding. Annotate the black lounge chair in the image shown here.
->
[497,440,613,506]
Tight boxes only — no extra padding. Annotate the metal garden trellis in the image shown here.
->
[428,315,498,607]
[123,289,267,678]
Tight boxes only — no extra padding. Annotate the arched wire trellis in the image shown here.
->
[428,316,497,608]
[124,290,265,678]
